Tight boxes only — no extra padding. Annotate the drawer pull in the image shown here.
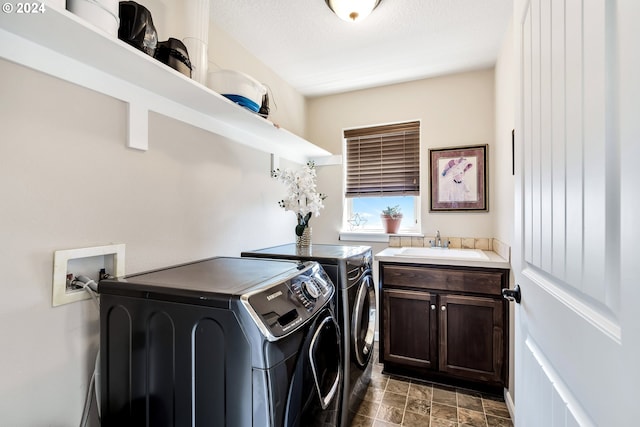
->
[430,304,436,310]
[441,305,446,311]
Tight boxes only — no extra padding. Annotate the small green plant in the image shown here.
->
[381,205,402,218]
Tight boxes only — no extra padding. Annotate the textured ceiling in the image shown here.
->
[209,0,513,97]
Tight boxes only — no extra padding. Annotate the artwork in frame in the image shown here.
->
[429,144,488,212]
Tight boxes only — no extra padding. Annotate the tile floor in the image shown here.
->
[350,349,513,427]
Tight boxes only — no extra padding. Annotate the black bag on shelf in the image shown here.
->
[118,1,158,57]
[258,92,270,119]
[154,38,193,78]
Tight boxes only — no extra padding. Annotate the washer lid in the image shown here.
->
[98,257,306,309]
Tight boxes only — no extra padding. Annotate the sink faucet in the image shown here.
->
[430,230,450,248]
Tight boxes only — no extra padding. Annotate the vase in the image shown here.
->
[296,226,312,248]
[381,215,403,234]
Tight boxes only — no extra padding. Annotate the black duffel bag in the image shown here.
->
[118,1,158,57]
[154,38,193,78]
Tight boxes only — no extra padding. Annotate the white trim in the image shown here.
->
[503,388,516,423]
[339,232,389,243]
[524,338,597,427]
[522,267,622,343]
[52,243,125,307]
[339,231,426,243]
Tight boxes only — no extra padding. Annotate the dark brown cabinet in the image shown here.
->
[379,262,509,388]
[383,289,437,369]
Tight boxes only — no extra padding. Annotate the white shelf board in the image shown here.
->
[0,5,330,164]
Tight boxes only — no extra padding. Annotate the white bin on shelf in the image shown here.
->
[67,0,119,37]
[183,0,210,84]
[207,70,266,113]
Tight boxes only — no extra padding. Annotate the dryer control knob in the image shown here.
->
[301,280,321,300]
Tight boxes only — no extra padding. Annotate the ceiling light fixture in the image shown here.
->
[325,0,381,23]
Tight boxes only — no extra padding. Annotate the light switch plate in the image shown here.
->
[52,244,125,307]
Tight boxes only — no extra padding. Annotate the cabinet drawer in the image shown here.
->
[381,264,505,296]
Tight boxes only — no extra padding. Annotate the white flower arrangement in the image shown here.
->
[272,161,327,236]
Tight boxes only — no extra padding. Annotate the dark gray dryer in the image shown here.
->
[241,244,376,427]
[98,257,342,427]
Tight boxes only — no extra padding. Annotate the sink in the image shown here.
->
[393,247,490,260]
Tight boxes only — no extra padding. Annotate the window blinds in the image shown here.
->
[344,121,420,198]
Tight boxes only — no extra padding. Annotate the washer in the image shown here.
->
[98,257,342,427]
[241,244,376,426]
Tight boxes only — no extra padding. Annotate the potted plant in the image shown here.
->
[381,205,403,234]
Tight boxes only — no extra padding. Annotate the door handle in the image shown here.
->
[502,284,521,304]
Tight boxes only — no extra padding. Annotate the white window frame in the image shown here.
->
[342,196,422,234]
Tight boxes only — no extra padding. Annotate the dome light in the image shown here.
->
[325,0,381,23]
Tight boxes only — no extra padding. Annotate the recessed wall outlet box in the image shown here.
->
[52,244,125,307]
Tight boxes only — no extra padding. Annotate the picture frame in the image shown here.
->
[429,144,488,212]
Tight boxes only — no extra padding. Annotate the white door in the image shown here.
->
[513,0,640,426]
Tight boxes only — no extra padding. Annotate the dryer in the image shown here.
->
[99,257,342,427]
[241,244,376,427]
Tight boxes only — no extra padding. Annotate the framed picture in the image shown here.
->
[429,144,488,212]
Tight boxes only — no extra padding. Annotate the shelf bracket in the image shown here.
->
[311,154,342,166]
[127,102,148,151]
[270,153,280,174]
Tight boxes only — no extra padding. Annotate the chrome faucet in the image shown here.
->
[430,230,450,248]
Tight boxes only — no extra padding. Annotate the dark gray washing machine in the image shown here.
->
[241,244,376,427]
[98,257,342,427]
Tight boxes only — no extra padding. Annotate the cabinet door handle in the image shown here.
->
[430,304,436,310]
[441,305,446,311]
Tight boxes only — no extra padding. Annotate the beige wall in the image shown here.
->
[207,24,307,137]
[0,12,304,425]
[494,23,516,250]
[307,65,516,400]
[144,0,308,137]
[494,20,516,404]
[307,69,497,244]
[0,4,517,423]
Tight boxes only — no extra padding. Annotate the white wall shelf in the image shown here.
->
[0,5,330,164]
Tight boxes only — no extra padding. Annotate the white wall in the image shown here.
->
[307,69,497,246]
[0,13,304,427]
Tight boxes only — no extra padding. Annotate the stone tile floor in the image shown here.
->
[350,350,513,427]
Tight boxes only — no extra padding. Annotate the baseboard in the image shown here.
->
[504,388,516,424]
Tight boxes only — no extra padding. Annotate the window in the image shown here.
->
[343,121,420,233]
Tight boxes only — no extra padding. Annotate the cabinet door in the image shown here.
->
[438,294,505,384]
[383,289,437,369]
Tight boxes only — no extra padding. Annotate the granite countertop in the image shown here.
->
[375,247,511,269]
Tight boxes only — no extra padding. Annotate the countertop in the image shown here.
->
[375,247,511,269]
